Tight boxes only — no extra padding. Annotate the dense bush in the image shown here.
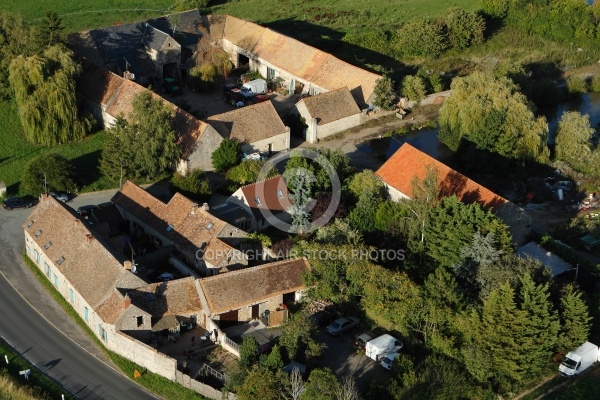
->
[170,169,211,202]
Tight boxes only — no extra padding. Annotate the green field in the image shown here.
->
[0,101,112,196]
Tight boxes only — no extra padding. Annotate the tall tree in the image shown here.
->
[346,169,386,202]
[278,311,324,362]
[401,75,427,102]
[439,71,549,163]
[100,92,180,181]
[557,284,592,353]
[21,153,78,195]
[9,45,90,145]
[300,368,339,400]
[444,8,485,50]
[372,74,397,110]
[554,111,596,175]
[517,275,559,377]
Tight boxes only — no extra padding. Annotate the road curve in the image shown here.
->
[0,191,159,399]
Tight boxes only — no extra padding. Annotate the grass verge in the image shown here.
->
[0,100,114,196]
[0,338,76,400]
[22,253,209,400]
[543,373,600,399]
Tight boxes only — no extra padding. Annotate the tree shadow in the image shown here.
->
[263,18,406,74]
[70,149,102,188]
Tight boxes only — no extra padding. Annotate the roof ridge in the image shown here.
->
[240,174,283,189]
[200,257,307,282]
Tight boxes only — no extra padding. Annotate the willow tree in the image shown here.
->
[9,45,89,145]
[439,71,549,163]
[554,111,596,175]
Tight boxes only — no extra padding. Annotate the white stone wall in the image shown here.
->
[113,331,177,380]
[384,184,410,202]
[236,296,282,321]
[315,113,364,141]
[184,126,224,172]
[240,128,290,154]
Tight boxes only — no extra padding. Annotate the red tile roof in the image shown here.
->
[240,175,293,221]
[376,143,507,210]
[199,258,310,314]
[128,276,203,317]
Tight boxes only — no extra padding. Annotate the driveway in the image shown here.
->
[314,328,392,392]
[0,190,158,399]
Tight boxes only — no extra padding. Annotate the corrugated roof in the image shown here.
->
[239,175,293,221]
[206,101,286,143]
[516,242,572,276]
[200,258,310,314]
[376,143,507,210]
[23,197,146,309]
[299,87,361,125]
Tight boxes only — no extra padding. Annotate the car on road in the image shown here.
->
[76,205,99,217]
[3,196,34,210]
[49,191,69,202]
[380,352,400,370]
[310,310,335,328]
[326,316,360,336]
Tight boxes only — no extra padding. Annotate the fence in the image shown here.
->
[224,336,239,352]
[199,363,226,383]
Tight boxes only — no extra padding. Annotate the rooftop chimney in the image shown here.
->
[85,233,94,243]
[124,260,132,270]
[202,203,209,211]
[123,293,131,307]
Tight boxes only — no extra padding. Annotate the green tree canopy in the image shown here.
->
[557,284,592,353]
[170,169,211,202]
[21,153,78,195]
[300,368,339,400]
[239,336,260,371]
[444,8,485,50]
[401,75,427,102]
[9,45,91,145]
[400,18,449,57]
[439,71,549,163]
[346,169,386,201]
[278,311,324,362]
[211,138,241,172]
[554,111,596,175]
[373,75,397,110]
[226,159,277,185]
[100,91,181,181]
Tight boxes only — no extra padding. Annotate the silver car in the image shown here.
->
[325,316,360,336]
[49,192,69,202]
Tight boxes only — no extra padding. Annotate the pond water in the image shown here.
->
[358,92,600,162]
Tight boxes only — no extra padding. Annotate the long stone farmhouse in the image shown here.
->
[376,143,533,245]
[23,193,311,392]
[70,9,384,164]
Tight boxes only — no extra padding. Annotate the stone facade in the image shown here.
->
[239,127,290,155]
[145,35,181,78]
[178,125,223,173]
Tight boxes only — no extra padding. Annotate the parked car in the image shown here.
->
[309,310,335,328]
[380,352,400,370]
[3,196,34,210]
[49,191,69,202]
[247,94,270,105]
[325,316,360,336]
[223,84,246,106]
[76,205,99,217]
[158,272,175,282]
[355,331,376,351]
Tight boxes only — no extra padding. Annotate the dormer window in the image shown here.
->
[206,222,214,231]
[277,190,284,198]
[56,256,65,265]
[27,221,34,228]
[166,224,174,232]
[44,242,52,250]
[254,197,261,205]
[34,229,42,237]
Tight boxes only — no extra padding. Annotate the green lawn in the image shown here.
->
[0,100,113,196]
[4,0,174,33]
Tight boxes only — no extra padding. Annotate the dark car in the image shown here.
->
[325,316,360,336]
[247,94,270,106]
[355,331,376,350]
[309,310,335,328]
[76,205,99,217]
[3,196,34,210]
[223,84,245,106]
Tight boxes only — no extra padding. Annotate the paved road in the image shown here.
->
[0,190,159,399]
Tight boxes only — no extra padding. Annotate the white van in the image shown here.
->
[241,79,267,97]
[365,334,403,361]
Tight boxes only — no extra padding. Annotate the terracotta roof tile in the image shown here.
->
[206,101,286,143]
[128,277,202,317]
[376,143,508,210]
[95,289,132,324]
[240,175,293,221]
[200,258,310,314]
[112,181,235,266]
[299,87,361,125]
[23,197,146,309]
